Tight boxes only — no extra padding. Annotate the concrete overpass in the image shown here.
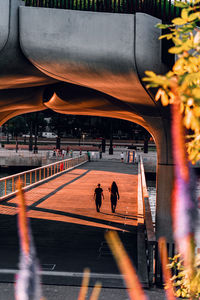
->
[0,0,175,240]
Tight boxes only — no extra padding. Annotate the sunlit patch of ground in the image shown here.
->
[0,168,138,231]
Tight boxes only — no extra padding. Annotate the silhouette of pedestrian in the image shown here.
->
[120,152,124,162]
[87,150,91,162]
[94,184,104,212]
[109,181,119,213]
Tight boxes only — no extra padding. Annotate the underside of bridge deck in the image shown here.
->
[0,0,174,241]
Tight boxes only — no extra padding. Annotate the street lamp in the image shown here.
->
[82,134,85,146]
[109,120,113,155]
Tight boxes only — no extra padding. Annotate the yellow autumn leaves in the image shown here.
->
[143,0,200,164]
[172,9,200,26]
[166,253,200,299]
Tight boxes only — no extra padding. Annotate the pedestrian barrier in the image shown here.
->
[138,155,156,286]
[0,154,88,200]
[138,155,176,286]
[23,0,180,22]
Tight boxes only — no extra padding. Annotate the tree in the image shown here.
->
[6,116,27,138]
[143,0,200,163]
[143,1,200,297]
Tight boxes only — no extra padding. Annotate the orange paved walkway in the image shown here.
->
[0,160,139,280]
[3,161,138,231]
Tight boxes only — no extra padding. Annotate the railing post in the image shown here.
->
[5,180,7,196]
[139,155,156,287]
[12,177,14,192]
[0,155,87,200]
[155,242,163,286]
[148,242,156,286]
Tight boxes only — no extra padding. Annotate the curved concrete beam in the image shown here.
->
[19,8,164,116]
[0,86,47,125]
[45,83,146,123]
[0,0,10,52]
[44,79,172,159]
[0,3,174,240]
[0,0,57,90]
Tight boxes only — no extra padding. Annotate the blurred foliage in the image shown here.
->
[166,253,200,299]
[5,116,27,138]
[3,113,47,138]
[2,111,147,140]
[22,0,177,20]
[143,0,200,163]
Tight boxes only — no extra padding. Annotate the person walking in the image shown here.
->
[94,184,104,212]
[87,150,91,162]
[120,151,124,162]
[109,181,119,213]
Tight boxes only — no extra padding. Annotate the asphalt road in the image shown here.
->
[0,283,166,300]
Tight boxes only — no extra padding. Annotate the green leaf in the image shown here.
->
[178,24,196,33]
[146,83,159,88]
[156,23,172,29]
[174,1,189,8]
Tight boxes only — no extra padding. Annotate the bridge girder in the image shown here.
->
[0,0,174,241]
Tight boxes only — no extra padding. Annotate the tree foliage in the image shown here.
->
[143,0,200,163]
[5,116,27,138]
[166,253,200,299]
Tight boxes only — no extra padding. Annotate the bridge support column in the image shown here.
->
[148,118,174,243]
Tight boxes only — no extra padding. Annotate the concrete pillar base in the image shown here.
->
[156,163,174,242]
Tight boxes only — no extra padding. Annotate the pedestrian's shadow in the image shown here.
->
[100,211,137,221]
[2,200,137,233]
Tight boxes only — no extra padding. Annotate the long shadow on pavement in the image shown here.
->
[0,213,137,284]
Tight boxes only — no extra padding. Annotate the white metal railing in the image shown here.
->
[139,155,155,240]
[0,154,88,200]
[138,155,156,285]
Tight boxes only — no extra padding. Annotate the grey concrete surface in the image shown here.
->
[0,283,166,300]
[19,8,161,115]
[0,0,57,125]
[0,0,56,90]
[135,13,167,79]
[0,0,9,52]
